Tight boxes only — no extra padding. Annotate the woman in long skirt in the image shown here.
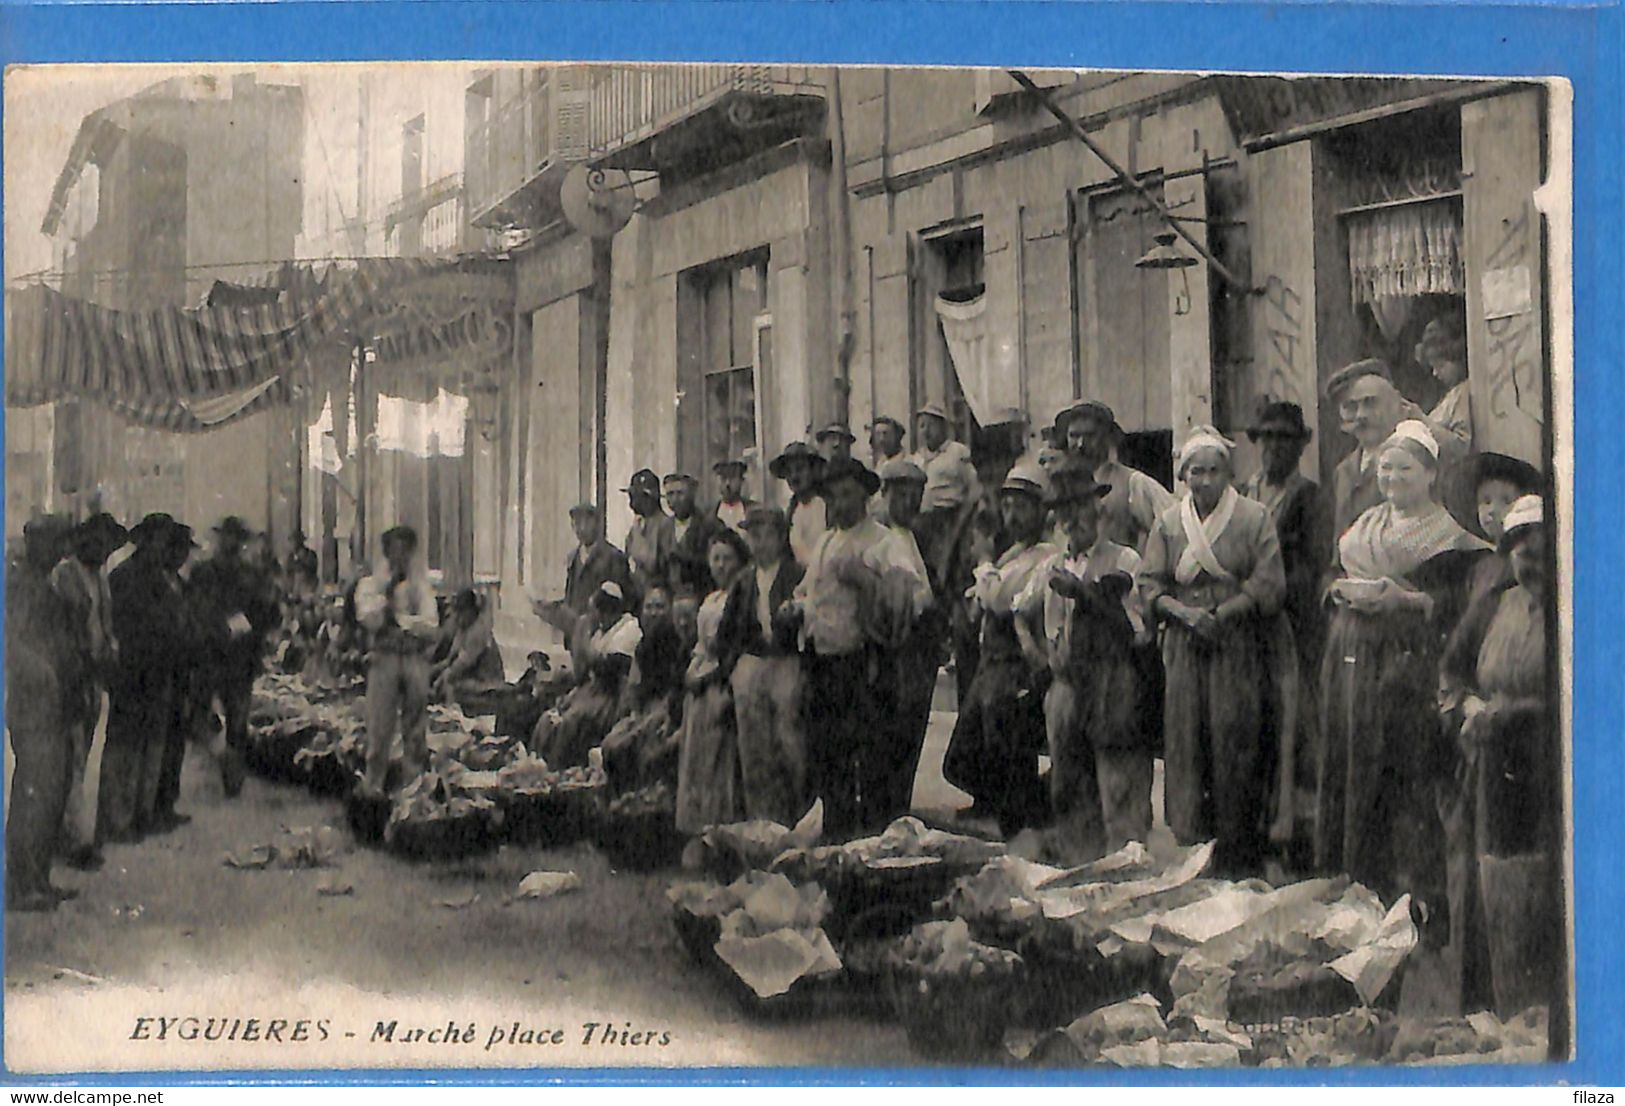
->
[1139,427,1286,877]
[675,529,751,834]
[1439,495,1557,1016]
[1316,420,1489,925]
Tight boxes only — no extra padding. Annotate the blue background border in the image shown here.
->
[0,0,1619,1088]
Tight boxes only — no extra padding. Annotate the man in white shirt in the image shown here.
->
[874,458,940,823]
[788,458,931,837]
[354,525,440,797]
[942,461,1059,837]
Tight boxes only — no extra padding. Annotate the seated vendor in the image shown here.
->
[534,581,643,768]
[431,588,506,704]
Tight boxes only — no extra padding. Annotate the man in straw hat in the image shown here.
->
[769,440,827,567]
[814,422,858,465]
[943,460,1060,838]
[190,516,281,798]
[1015,465,1150,861]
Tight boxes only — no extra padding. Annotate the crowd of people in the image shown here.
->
[5,315,1559,1013]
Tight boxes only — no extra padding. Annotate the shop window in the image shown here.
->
[679,251,768,483]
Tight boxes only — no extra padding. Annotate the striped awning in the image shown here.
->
[5,255,514,432]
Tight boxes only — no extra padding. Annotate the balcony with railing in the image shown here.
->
[386,172,464,257]
[465,73,567,230]
[584,64,826,175]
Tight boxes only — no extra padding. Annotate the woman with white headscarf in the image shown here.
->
[1316,420,1490,926]
[1139,427,1285,876]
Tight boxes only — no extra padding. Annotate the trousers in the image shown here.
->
[1045,677,1152,863]
[59,689,104,853]
[731,654,808,826]
[943,653,1049,835]
[804,650,883,840]
[365,652,430,792]
[98,672,174,839]
[6,669,72,896]
[871,637,937,826]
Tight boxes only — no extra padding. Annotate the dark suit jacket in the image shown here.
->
[716,559,806,674]
[1330,450,1384,558]
[565,541,632,615]
[668,513,721,599]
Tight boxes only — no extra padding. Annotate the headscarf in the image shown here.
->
[1175,425,1236,480]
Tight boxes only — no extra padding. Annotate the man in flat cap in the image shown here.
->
[664,472,720,600]
[1323,358,1404,553]
[711,459,756,536]
[869,415,906,472]
[769,440,828,567]
[50,512,128,866]
[815,422,857,465]
[561,503,632,619]
[190,516,282,798]
[623,469,676,608]
[944,461,1060,837]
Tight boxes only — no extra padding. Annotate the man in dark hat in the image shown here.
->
[189,516,280,798]
[869,415,906,471]
[1323,358,1404,552]
[98,514,189,842]
[7,515,84,909]
[50,511,128,868]
[943,461,1060,837]
[355,525,440,795]
[623,469,676,608]
[153,521,204,831]
[787,458,931,836]
[1242,402,1327,668]
[664,472,720,600]
[814,422,857,465]
[1054,399,1174,554]
[1019,468,1151,861]
[769,441,827,567]
[711,459,757,535]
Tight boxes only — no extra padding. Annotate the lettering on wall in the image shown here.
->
[1261,274,1306,407]
[1481,205,1542,424]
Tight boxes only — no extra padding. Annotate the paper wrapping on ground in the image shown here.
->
[714,928,842,998]
[1036,842,1213,920]
[1326,894,1417,1003]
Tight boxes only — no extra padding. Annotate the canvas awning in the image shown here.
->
[4,255,515,432]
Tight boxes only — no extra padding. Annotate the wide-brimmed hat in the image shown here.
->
[817,457,881,497]
[1468,451,1543,495]
[999,460,1052,501]
[622,469,661,497]
[1053,399,1120,439]
[815,422,857,444]
[213,515,253,542]
[742,505,789,532]
[77,512,130,552]
[878,457,927,485]
[170,523,200,551]
[23,514,75,562]
[131,512,178,545]
[380,524,419,551]
[1323,358,1393,401]
[769,441,825,479]
[1246,401,1313,443]
[1049,460,1113,506]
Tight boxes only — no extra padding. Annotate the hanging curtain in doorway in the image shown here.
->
[934,290,1021,428]
[1346,199,1465,305]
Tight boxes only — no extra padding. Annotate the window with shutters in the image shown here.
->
[678,251,769,485]
[913,225,984,446]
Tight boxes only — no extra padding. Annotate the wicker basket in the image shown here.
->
[668,903,851,1019]
[385,809,503,862]
[883,965,1019,1061]
[300,750,354,798]
[502,786,602,847]
[598,808,686,871]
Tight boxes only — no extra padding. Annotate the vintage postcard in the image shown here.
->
[2,59,1572,1076]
